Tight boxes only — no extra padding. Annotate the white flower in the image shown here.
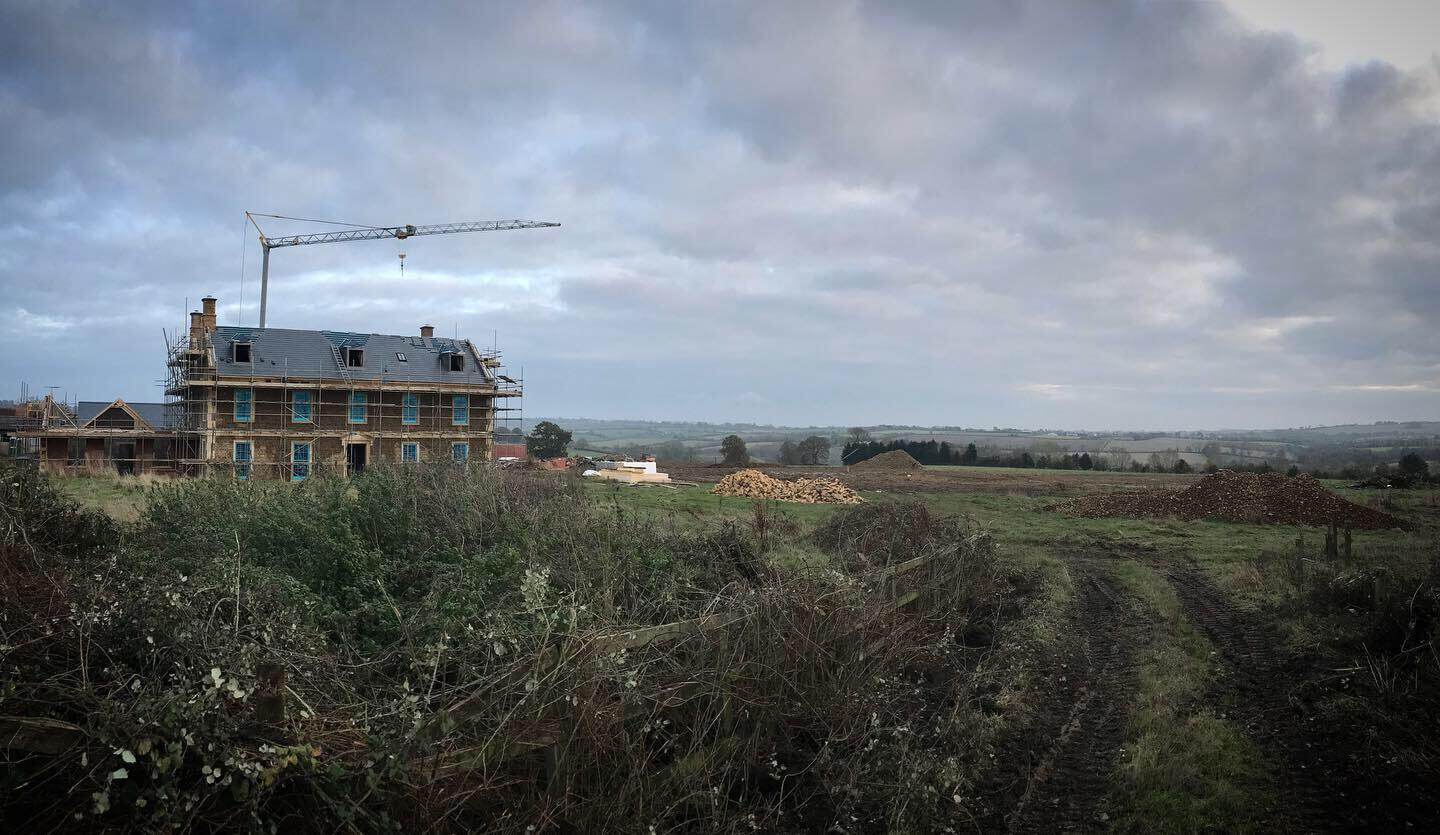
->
[119,749,136,764]
[110,768,128,780]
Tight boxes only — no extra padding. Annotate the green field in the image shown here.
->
[37,466,1440,830]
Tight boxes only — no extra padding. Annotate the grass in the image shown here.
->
[588,479,1429,586]
[1109,560,1274,832]
[41,466,1438,829]
[49,472,170,522]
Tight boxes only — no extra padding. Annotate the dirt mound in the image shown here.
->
[712,469,863,504]
[851,449,924,471]
[1050,470,1408,530]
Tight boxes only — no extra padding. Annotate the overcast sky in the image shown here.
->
[2,1,1436,430]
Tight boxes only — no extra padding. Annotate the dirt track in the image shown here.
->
[978,542,1440,832]
[1167,566,1439,831]
[1000,561,1145,832]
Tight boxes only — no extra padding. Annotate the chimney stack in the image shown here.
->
[201,296,218,335]
[420,324,435,339]
[189,311,203,346]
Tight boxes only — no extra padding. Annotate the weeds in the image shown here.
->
[0,462,1002,832]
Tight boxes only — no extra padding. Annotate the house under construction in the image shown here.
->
[18,397,179,475]
[164,297,522,479]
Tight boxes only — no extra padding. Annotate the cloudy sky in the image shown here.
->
[2,1,1437,430]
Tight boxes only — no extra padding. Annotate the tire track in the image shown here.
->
[1164,564,1435,832]
[1003,564,1144,833]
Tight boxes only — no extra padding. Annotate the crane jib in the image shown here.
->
[245,211,559,327]
[262,220,561,249]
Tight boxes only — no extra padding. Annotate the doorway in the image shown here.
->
[346,443,367,476]
[112,441,136,476]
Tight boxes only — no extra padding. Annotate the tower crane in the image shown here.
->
[245,211,560,327]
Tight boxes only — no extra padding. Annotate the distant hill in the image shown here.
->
[525,418,1439,468]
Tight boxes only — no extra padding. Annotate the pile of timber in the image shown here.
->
[712,469,864,504]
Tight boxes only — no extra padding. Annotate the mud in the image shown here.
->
[975,557,1149,832]
[1166,566,1440,832]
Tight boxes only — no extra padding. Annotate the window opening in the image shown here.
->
[234,389,253,422]
[292,390,312,422]
[291,442,311,481]
[234,441,252,481]
[349,392,367,424]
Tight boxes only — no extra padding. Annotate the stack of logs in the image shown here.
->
[712,469,864,504]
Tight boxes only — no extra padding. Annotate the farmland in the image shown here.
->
[544,417,1440,473]
[11,461,1437,831]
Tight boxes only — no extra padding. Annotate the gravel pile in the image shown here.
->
[712,469,864,504]
[1050,469,1408,529]
[851,450,924,471]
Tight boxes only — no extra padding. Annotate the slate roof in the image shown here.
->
[77,401,175,429]
[211,326,497,385]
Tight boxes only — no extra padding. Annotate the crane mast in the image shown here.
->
[245,212,560,327]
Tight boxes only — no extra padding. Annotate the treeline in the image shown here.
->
[842,439,977,466]
[842,439,1438,481]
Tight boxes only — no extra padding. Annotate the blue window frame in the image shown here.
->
[234,388,253,422]
[452,395,469,426]
[291,442,311,481]
[401,393,419,425]
[292,390,312,423]
[451,442,469,463]
[401,441,419,464]
[233,441,252,481]
[349,392,367,424]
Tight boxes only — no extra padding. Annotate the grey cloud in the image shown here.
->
[1,0,1437,428]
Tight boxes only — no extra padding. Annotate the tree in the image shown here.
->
[796,435,831,465]
[847,427,872,444]
[526,420,572,459]
[1078,452,1093,470]
[1149,449,1180,472]
[961,443,979,465]
[1398,452,1430,477]
[1108,447,1132,471]
[720,434,749,465]
[654,440,695,463]
[1173,459,1193,474]
[777,440,800,465]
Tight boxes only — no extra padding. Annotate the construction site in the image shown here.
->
[12,212,551,479]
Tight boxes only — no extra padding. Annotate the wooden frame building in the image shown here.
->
[22,398,179,475]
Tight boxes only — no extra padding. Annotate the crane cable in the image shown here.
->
[247,212,389,230]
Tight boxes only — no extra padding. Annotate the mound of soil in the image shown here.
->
[1050,469,1408,529]
[712,469,863,504]
[851,449,924,471]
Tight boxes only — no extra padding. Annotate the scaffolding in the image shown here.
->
[163,316,523,479]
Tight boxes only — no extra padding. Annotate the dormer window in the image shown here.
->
[447,352,464,372]
[346,348,364,367]
[233,342,252,363]
[396,352,408,363]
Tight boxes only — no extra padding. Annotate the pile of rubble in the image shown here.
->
[1051,470,1408,530]
[712,469,864,504]
[851,449,924,471]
